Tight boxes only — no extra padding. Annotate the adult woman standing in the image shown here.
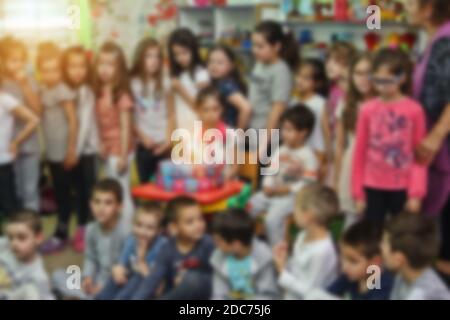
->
[406,0,450,281]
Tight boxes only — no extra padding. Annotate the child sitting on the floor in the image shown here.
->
[137,196,215,299]
[52,178,130,299]
[273,183,339,299]
[249,105,319,246]
[0,211,53,300]
[211,208,279,300]
[323,219,394,300]
[96,202,167,300]
[382,213,450,300]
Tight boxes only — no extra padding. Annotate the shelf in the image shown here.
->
[283,19,413,28]
[179,5,255,12]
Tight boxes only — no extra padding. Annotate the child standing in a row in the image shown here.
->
[0,37,42,212]
[93,42,135,225]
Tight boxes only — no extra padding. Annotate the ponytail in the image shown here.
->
[255,20,300,70]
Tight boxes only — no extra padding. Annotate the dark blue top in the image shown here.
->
[215,78,243,128]
[139,235,215,299]
[327,271,394,300]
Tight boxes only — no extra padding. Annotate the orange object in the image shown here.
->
[132,180,244,205]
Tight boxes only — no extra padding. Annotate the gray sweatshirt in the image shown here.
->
[210,239,280,300]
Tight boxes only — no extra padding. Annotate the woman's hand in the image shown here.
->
[63,148,78,170]
[153,142,171,156]
[416,131,444,165]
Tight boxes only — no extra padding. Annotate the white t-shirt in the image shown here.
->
[291,94,326,153]
[263,144,319,193]
[174,66,209,133]
[0,93,19,164]
[132,76,171,144]
[279,231,338,300]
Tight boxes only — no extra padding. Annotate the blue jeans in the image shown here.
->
[96,273,147,300]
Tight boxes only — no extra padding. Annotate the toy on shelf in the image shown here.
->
[334,0,349,22]
[364,32,382,51]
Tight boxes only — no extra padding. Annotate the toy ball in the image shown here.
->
[173,179,186,193]
[185,178,198,193]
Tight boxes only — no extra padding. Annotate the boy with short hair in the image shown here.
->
[382,213,450,300]
[0,210,53,300]
[52,178,129,299]
[273,183,339,299]
[325,219,394,300]
[249,105,319,246]
[139,196,215,300]
[211,208,279,300]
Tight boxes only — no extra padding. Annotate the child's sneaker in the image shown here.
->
[72,227,85,253]
[40,237,66,255]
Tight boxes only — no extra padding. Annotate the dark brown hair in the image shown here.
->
[209,44,247,94]
[343,53,374,133]
[92,41,131,103]
[280,104,315,137]
[92,178,123,203]
[255,20,300,70]
[385,213,439,269]
[196,85,221,109]
[419,0,450,25]
[7,210,42,235]
[136,201,163,223]
[165,196,199,223]
[168,28,203,77]
[372,48,413,95]
[327,42,357,67]
[297,58,329,97]
[62,45,92,89]
[212,208,255,246]
[131,37,164,99]
[342,219,382,259]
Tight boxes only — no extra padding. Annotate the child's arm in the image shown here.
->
[19,78,42,115]
[82,225,98,294]
[117,95,133,174]
[227,92,252,130]
[10,105,39,157]
[171,78,196,110]
[62,100,78,170]
[254,262,280,300]
[406,106,428,213]
[320,107,332,178]
[351,105,370,213]
[334,116,346,191]
[153,92,175,156]
[212,269,231,300]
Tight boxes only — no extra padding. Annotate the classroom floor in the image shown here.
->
[41,214,83,275]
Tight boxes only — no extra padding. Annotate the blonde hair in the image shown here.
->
[295,183,339,226]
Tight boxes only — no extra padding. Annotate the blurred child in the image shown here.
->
[53,179,129,299]
[352,49,427,221]
[326,219,394,300]
[93,42,135,225]
[249,105,319,246]
[168,28,209,134]
[292,58,331,179]
[96,202,167,300]
[250,21,298,154]
[62,46,99,252]
[0,37,41,212]
[194,86,238,181]
[131,37,174,183]
[325,42,356,141]
[382,213,450,300]
[138,196,214,299]
[37,43,79,254]
[208,45,251,129]
[273,183,339,299]
[0,87,39,216]
[334,53,374,227]
[211,208,279,300]
[0,210,53,300]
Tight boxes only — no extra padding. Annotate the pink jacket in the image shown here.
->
[352,97,428,200]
